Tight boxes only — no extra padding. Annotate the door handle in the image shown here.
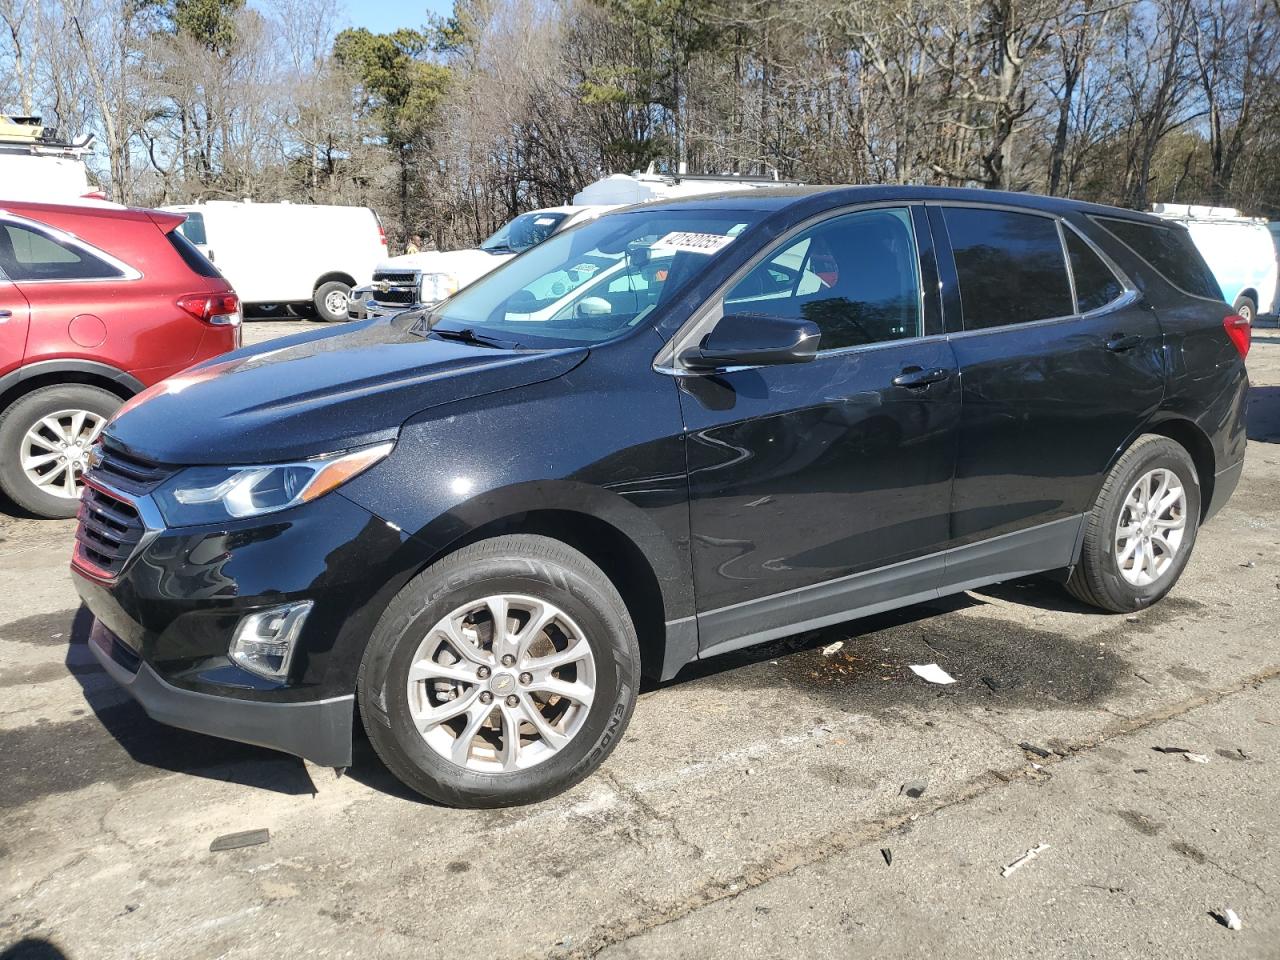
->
[1105,333,1142,352]
[892,366,951,388]
[0,309,11,321]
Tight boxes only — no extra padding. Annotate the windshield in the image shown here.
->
[481,211,570,254]
[434,209,761,346]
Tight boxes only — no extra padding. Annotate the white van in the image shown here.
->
[1151,203,1278,322]
[0,118,104,204]
[163,200,387,321]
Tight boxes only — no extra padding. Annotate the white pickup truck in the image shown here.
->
[349,170,800,320]
[349,205,604,320]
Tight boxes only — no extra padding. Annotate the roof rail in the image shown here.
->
[0,115,96,156]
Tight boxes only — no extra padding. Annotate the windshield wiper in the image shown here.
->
[482,243,517,255]
[429,326,520,349]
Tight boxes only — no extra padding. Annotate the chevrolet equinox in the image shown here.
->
[72,187,1249,807]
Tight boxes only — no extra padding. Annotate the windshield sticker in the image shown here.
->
[652,231,735,255]
[535,217,557,225]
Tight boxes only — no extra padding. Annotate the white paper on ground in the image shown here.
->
[909,663,956,684]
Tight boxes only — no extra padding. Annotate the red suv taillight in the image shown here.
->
[178,291,241,327]
[1223,313,1250,358]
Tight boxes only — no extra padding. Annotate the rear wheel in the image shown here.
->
[1067,435,1201,612]
[358,534,640,807]
[0,384,119,518]
[1233,295,1257,325]
[313,281,352,323]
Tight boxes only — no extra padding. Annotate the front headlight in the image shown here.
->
[154,442,393,526]
[419,272,460,304]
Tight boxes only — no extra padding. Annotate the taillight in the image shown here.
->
[377,224,387,247]
[178,291,241,327]
[1223,313,1250,358]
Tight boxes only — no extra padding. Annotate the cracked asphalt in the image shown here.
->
[1,319,1278,959]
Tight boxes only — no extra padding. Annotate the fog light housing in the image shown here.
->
[230,600,313,681]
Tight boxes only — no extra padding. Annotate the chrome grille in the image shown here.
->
[371,269,420,307]
[74,484,147,579]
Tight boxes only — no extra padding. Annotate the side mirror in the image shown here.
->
[682,313,821,370]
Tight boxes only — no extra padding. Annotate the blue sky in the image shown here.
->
[337,0,455,33]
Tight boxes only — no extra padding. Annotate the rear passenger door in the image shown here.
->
[932,204,1164,576]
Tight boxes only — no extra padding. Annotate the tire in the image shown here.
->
[0,384,121,519]
[358,534,640,807]
[313,281,352,323]
[1233,295,1256,325]
[1066,435,1201,612]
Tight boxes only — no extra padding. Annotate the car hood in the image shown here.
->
[375,248,513,281]
[105,315,587,466]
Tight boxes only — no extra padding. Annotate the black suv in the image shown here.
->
[72,187,1250,807]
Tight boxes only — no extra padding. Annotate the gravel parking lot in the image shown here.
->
[2,319,1278,959]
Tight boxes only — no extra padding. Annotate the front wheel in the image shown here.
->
[358,534,640,807]
[0,384,119,518]
[1067,435,1201,612]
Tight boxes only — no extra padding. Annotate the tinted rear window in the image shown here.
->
[1093,216,1222,300]
[943,207,1075,329]
[167,228,223,279]
[1065,229,1125,312]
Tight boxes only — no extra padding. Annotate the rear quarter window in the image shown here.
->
[1092,216,1222,301]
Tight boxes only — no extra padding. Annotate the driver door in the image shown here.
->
[677,205,961,656]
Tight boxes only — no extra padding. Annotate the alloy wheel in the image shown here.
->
[405,594,597,773]
[1114,467,1186,587]
[19,409,107,500]
[324,289,349,315]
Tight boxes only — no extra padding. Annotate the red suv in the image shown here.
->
[0,201,240,518]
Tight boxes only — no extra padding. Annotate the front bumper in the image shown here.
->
[347,286,422,321]
[88,617,355,766]
[72,483,418,767]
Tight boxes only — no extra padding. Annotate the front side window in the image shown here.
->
[944,208,1074,329]
[1093,216,1222,301]
[724,207,922,351]
[0,222,124,282]
[432,209,761,345]
[1065,228,1125,313]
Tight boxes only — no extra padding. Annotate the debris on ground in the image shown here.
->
[900,778,928,799]
[1019,742,1053,759]
[881,848,892,866]
[209,828,270,852]
[1183,753,1211,764]
[1211,908,1243,931]
[1240,560,1255,568]
[1001,842,1050,878]
[821,641,844,657]
[1153,746,1191,754]
[908,663,955,684]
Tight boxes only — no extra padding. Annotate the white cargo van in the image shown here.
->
[1151,203,1278,322]
[163,200,387,321]
[0,117,104,204]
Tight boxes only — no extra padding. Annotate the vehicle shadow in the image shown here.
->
[1246,384,1279,442]
[0,938,70,960]
[54,604,318,800]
